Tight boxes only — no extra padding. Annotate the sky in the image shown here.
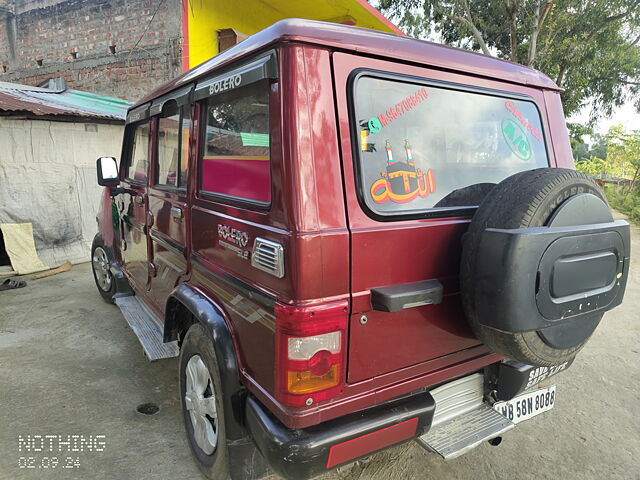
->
[569,102,640,136]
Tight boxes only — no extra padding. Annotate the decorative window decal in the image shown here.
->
[369,140,436,204]
[368,117,382,133]
[505,100,543,141]
[501,118,531,161]
[370,87,429,131]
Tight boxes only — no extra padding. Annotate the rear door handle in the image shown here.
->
[371,279,444,312]
[171,206,183,220]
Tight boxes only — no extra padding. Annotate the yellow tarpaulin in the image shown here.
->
[0,223,48,275]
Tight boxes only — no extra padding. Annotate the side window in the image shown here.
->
[200,79,271,205]
[179,108,191,189]
[157,105,180,187]
[127,122,150,183]
[157,104,191,189]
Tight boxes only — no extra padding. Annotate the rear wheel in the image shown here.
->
[461,168,610,366]
[91,235,115,303]
[179,324,229,479]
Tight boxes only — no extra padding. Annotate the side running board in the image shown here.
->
[114,296,178,361]
[416,373,514,459]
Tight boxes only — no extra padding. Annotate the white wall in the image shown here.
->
[0,117,124,267]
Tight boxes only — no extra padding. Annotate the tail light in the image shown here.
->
[275,300,348,407]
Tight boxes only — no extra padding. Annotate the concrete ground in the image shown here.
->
[0,214,638,480]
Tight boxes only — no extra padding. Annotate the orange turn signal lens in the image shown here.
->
[287,364,340,394]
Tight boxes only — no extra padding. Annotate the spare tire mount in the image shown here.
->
[461,168,630,366]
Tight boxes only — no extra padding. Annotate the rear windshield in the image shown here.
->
[352,75,549,217]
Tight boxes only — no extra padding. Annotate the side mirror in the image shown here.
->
[97,157,119,187]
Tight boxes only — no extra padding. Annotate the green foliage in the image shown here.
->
[572,124,640,182]
[377,0,640,120]
[575,156,605,176]
[605,184,640,224]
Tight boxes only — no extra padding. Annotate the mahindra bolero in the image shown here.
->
[92,19,630,480]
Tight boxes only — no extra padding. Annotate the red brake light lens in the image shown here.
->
[275,300,348,407]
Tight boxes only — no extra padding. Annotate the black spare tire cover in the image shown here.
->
[460,168,622,366]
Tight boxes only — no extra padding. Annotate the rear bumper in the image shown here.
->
[245,391,435,480]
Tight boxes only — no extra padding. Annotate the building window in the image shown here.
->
[200,79,271,205]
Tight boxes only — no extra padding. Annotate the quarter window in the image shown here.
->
[127,122,150,183]
[179,108,191,189]
[200,79,271,204]
[352,75,549,217]
[157,105,191,188]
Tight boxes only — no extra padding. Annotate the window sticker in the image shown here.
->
[505,100,542,142]
[369,87,429,131]
[501,118,532,161]
[240,132,269,147]
[369,140,436,204]
[368,117,382,133]
[361,129,368,151]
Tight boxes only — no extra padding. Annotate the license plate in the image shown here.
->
[493,385,556,424]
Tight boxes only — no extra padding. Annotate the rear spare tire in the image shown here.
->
[461,168,629,366]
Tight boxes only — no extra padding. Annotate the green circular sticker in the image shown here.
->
[501,118,531,161]
[368,117,382,133]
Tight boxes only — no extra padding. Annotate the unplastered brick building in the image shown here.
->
[0,0,402,102]
[0,0,183,101]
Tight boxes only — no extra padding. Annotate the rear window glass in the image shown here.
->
[352,76,549,216]
[200,80,270,204]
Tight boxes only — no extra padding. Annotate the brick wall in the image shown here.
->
[0,0,183,101]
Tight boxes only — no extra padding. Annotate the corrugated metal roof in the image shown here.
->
[0,81,130,120]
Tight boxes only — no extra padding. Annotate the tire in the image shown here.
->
[179,324,229,480]
[91,235,116,304]
[461,168,608,366]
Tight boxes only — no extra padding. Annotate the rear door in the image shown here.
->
[332,53,553,384]
[147,91,193,313]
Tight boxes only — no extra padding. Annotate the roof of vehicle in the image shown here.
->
[132,18,560,109]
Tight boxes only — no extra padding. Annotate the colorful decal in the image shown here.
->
[240,132,269,147]
[361,129,368,151]
[369,139,436,204]
[368,117,382,133]
[502,118,532,161]
[370,87,429,130]
[505,100,543,141]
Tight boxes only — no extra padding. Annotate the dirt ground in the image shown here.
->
[0,213,638,480]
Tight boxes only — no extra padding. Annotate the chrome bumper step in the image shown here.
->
[417,373,514,459]
[115,295,178,361]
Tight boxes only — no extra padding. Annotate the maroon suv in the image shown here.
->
[92,19,630,480]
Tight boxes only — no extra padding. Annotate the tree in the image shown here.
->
[607,125,640,192]
[377,0,640,120]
